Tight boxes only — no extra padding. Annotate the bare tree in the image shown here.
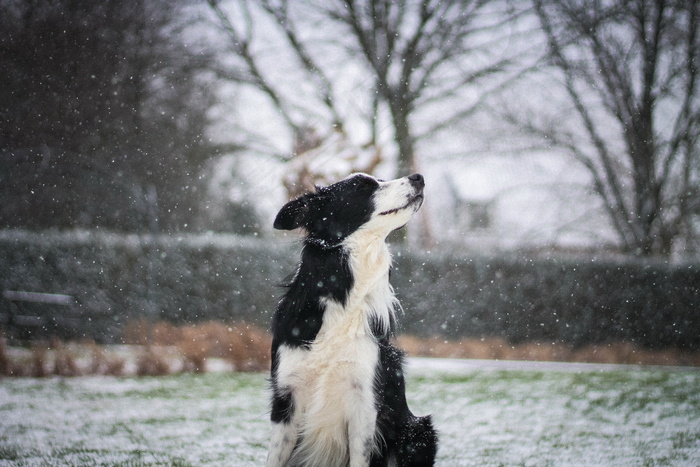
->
[324,0,524,175]
[515,0,700,257]
[205,0,525,179]
[206,0,386,199]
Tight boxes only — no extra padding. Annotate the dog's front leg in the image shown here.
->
[347,390,378,467]
[266,420,297,467]
[266,389,298,467]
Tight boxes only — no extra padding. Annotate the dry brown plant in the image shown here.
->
[136,346,171,376]
[52,338,81,377]
[84,339,126,376]
[176,321,271,373]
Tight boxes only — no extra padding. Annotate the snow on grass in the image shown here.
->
[1,359,699,466]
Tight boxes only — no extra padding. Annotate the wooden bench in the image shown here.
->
[1,290,77,342]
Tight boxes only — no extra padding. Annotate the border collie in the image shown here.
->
[267,173,437,467]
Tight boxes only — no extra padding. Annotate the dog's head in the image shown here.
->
[274,173,424,245]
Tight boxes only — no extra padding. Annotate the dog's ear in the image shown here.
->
[274,195,311,230]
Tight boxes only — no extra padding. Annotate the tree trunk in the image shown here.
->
[388,97,415,177]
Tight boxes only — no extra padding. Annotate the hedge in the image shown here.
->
[1,230,698,349]
[392,251,700,349]
[0,231,295,343]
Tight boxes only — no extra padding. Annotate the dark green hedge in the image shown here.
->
[1,231,698,349]
[0,231,295,342]
[392,251,700,349]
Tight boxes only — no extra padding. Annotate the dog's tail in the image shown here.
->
[397,414,438,467]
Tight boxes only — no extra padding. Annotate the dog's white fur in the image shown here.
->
[267,175,424,467]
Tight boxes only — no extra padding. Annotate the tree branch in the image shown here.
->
[534,0,636,243]
[260,0,344,128]
[206,0,299,133]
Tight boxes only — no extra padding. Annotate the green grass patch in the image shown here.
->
[0,363,699,466]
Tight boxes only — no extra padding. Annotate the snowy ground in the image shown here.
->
[1,358,699,466]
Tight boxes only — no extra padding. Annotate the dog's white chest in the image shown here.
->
[276,302,380,414]
[275,275,394,465]
[276,318,379,465]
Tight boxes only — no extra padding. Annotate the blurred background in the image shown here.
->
[1,0,699,363]
[2,0,698,257]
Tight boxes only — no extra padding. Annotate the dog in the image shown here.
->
[267,173,437,467]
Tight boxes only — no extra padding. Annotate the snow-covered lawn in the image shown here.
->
[1,358,699,466]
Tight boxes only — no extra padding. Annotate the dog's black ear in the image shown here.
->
[274,195,311,230]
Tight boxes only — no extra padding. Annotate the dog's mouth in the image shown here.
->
[379,192,424,216]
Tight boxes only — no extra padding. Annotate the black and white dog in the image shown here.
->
[267,173,437,467]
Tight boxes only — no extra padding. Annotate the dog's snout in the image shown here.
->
[408,173,424,189]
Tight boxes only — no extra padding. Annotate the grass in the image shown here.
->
[1,361,699,466]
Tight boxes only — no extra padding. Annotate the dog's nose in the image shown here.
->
[408,173,424,188]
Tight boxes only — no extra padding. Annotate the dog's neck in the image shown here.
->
[305,236,343,250]
[302,228,397,339]
[342,229,396,336]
